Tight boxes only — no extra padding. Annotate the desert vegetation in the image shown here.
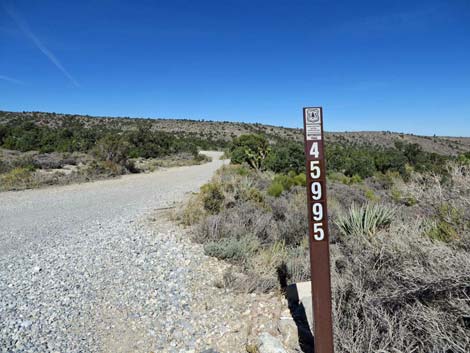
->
[178,134,470,352]
[0,113,217,191]
[2,109,470,192]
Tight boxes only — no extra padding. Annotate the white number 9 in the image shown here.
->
[312,203,323,221]
[311,182,322,200]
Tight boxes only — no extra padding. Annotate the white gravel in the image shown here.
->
[0,152,233,352]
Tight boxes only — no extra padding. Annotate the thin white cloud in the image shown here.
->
[0,74,24,85]
[4,4,80,87]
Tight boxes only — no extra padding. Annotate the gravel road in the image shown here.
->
[0,152,247,352]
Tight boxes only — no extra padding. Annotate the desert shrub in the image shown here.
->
[93,134,130,165]
[284,245,311,283]
[264,141,305,174]
[0,159,8,173]
[204,235,260,262]
[426,220,459,242]
[85,160,125,177]
[326,144,376,178]
[425,202,464,242]
[373,147,408,175]
[229,134,270,170]
[200,182,225,214]
[328,172,363,185]
[349,174,363,184]
[457,152,470,165]
[241,187,265,204]
[234,165,249,176]
[267,182,283,197]
[326,140,451,179]
[0,167,35,190]
[390,187,402,202]
[335,203,396,237]
[373,170,401,189]
[267,173,306,197]
[177,195,205,226]
[248,241,288,276]
[332,219,470,353]
[181,166,310,292]
[364,188,379,202]
[405,195,418,206]
[0,116,226,164]
[178,151,470,352]
[270,191,308,246]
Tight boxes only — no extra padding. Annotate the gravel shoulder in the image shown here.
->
[0,152,288,353]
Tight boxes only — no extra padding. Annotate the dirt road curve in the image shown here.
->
[0,152,242,352]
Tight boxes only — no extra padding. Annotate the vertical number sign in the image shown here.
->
[303,107,334,353]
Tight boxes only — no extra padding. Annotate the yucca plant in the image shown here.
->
[335,202,396,237]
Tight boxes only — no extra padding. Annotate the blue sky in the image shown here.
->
[1,0,469,136]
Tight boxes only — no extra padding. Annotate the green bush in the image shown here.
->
[325,140,450,179]
[0,116,227,161]
[350,174,363,184]
[364,188,379,202]
[373,171,401,189]
[200,183,225,214]
[234,165,249,176]
[328,172,363,185]
[425,203,463,242]
[242,187,265,204]
[267,172,306,197]
[426,221,459,242]
[390,187,402,202]
[404,196,418,206]
[93,134,130,165]
[0,167,35,190]
[264,141,305,174]
[204,236,260,262]
[229,134,270,170]
[267,182,284,197]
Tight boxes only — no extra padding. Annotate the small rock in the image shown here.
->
[32,266,41,273]
[20,320,33,329]
[278,319,298,350]
[258,332,288,353]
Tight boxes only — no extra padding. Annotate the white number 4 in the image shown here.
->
[309,142,319,158]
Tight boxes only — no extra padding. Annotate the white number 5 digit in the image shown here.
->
[313,223,324,241]
[310,161,321,179]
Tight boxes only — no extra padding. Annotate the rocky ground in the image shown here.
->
[0,152,299,353]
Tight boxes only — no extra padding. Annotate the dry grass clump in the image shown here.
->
[396,163,470,247]
[0,167,37,191]
[332,217,470,353]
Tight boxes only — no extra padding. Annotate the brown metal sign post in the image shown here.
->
[303,107,334,353]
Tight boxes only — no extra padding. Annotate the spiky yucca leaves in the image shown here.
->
[335,202,396,237]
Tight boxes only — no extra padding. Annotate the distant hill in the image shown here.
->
[1,110,469,156]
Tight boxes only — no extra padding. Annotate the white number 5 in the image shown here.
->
[310,161,321,179]
[313,223,324,241]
